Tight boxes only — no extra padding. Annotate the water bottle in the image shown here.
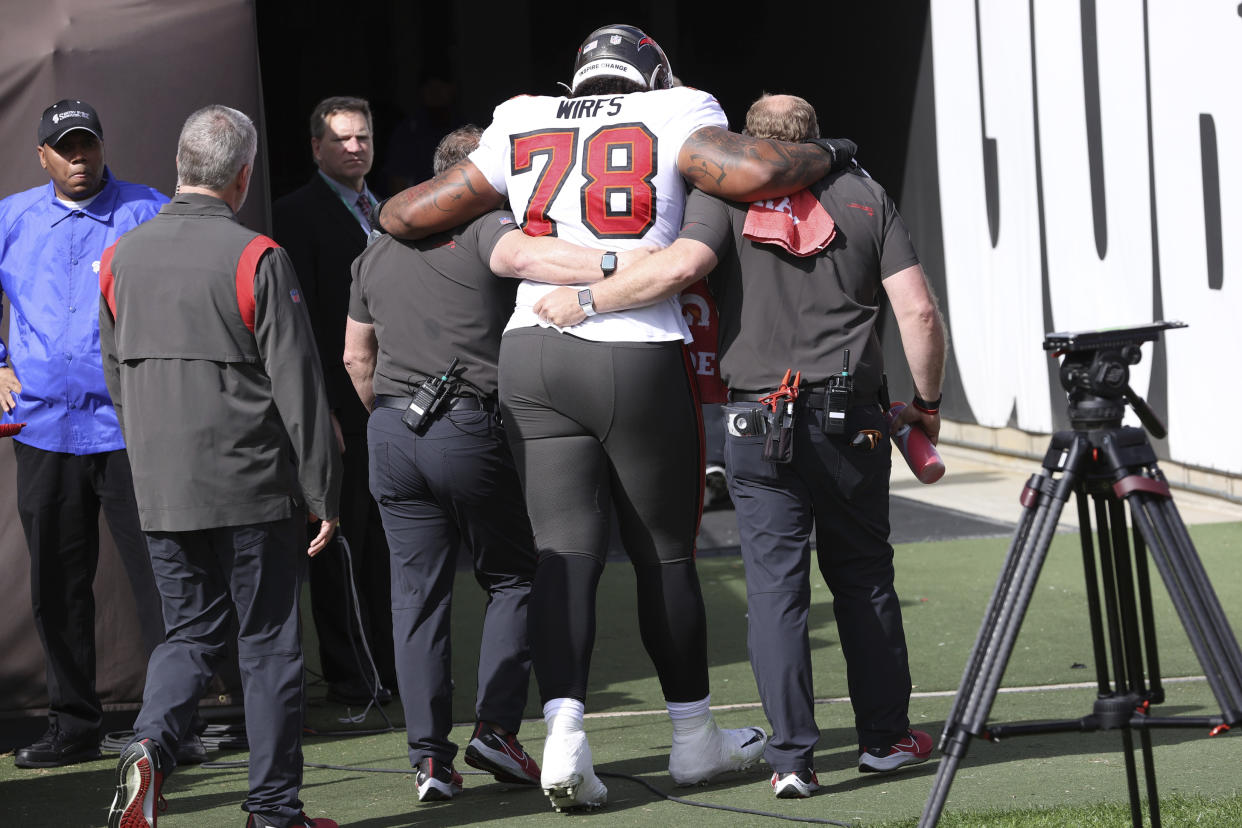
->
[885,402,945,484]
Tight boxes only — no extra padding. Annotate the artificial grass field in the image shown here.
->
[3,522,1240,826]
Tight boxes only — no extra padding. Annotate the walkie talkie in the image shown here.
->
[822,349,853,435]
[402,357,459,434]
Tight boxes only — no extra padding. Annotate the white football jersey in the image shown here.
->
[470,86,728,342]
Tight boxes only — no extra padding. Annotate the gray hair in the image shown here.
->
[176,105,257,191]
[432,125,483,175]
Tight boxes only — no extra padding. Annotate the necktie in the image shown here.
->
[356,192,373,222]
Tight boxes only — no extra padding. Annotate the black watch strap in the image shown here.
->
[601,251,618,277]
[912,393,942,414]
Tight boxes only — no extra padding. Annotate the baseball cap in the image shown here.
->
[38,99,104,146]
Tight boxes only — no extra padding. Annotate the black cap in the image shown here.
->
[38,99,103,146]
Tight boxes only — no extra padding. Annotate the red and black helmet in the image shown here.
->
[570,24,673,94]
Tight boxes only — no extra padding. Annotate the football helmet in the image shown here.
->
[570,24,673,94]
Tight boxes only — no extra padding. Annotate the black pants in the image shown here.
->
[307,429,395,689]
[368,406,536,766]
[135,516,307,822]
[724,400,912,772]
[14,443,163,738]
[499,327,709,705]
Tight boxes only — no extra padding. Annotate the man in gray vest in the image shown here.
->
[101,104,341,828]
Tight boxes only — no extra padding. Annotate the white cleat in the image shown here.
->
[541,728,607,812]
[669,715,768,786]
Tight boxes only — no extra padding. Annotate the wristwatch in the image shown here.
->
[578,288,597,317]
[600,251,618,277]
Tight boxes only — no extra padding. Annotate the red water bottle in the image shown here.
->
[885,403,944,484]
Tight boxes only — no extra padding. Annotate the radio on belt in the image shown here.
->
[402,357,459,434]
[822,349,853,435]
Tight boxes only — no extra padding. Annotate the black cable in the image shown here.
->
[597,771,857,826]
[336,535,397,733]
[199,760,857,824]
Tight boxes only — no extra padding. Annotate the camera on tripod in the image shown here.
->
[1043,320,1186,436]
[922,317,1242,828]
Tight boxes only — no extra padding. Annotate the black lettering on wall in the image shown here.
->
[1081,0,1108,259]
[974,0,1001,247]
[1200,113,1223,291]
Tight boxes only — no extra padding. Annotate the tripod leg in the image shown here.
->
[1126,489,1242,722]
[1077,488,1112,692]
[1139,726,1162,828]
[939,473,1047,735]
[921,434,1090,827]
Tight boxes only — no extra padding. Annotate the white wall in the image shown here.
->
[928,0,1240,474]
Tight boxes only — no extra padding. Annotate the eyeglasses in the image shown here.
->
[850,429,883,451]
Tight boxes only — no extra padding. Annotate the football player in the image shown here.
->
[377,24,856,812]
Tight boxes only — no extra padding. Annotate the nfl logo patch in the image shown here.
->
[498,216,514,226]
[290,288,302,303]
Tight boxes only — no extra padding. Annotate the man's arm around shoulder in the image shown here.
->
[378,159,504,240]
[677,127,852,203]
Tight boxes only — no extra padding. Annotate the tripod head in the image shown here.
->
[1043,320,1186,437]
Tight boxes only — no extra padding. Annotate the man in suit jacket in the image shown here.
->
[272,96,395,706]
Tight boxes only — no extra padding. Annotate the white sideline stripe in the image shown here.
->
[499,675,1211,725]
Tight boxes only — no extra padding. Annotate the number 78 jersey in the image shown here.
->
[469,86,728,342]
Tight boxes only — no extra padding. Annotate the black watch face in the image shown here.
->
[601,252,617,275]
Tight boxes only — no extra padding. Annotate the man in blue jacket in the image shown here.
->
[0,99,169,769]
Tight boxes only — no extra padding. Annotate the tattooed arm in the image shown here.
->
[677,126,837,202]
[378,159,505,239]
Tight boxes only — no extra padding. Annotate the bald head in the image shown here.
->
[743,94,819,143]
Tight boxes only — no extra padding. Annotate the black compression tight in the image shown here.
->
[499,327,710,704]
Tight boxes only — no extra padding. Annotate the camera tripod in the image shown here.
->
[919,322,1242,827]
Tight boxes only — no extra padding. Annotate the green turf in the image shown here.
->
[4,522,1241,826]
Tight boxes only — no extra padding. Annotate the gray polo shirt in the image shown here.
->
[680,169,919,400]
[349,210,519,397]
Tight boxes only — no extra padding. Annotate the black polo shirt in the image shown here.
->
[680,169,919,401]
[348,210,519,397]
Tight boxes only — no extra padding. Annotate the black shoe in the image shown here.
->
[416,756,463,801]
[325,677,392,706]
[245,812,339,827]
[14,726,102,768]
[464,721,541,785]
[174,732,209,765]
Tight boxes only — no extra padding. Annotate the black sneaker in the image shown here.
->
[416,756,463,801]
[14,725,102,768]
[464,721,541,785]
[175,732,209,765]
[771,768,821,798]
[107,738,163,828]
[245,812,340,827]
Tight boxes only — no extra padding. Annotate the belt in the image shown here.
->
[729,389,827,408]
[373,393,496,413]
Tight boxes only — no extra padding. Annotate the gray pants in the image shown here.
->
[725,400,911,772]
[368,406,536,765]
[135,515,307,824]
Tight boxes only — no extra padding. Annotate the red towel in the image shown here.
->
[0,422,26,438]
[742,189,835,257]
